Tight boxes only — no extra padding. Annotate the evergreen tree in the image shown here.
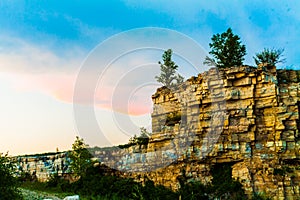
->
[155,49,184,88]
[204,28,246,68]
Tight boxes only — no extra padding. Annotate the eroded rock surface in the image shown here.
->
[145,65,300,199]
[16,65,300,199]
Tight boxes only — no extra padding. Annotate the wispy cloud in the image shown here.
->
[0,32,195,116]
[73,27,210,115]
[0,35,83,104]
[63,15,120,43]
[0,35,84,73]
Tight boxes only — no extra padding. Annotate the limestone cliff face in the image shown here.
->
[147,65,300,199]
[15,152,71,181]
[15,65,300,199]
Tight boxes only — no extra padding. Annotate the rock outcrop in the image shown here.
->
[15,65,300,199]
[15,152,71,182]
[146,65,300,199]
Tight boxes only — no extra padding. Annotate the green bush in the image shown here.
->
[46,173,71,192]
[36,165,178,200]
[178,181,211,200]
[211,163,246,200]
[139,179,177,200]
[0,153,23,199]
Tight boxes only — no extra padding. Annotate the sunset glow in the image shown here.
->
[1,1,300,155]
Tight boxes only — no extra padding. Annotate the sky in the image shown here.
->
[0,0,300,155]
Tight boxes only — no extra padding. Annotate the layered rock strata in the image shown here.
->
[15,65,300,199]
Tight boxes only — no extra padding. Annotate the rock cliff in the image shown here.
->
[16,65,300,199]
[15,152,71,181]
[145,65,300,199]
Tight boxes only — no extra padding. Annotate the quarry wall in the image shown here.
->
[16,65,300,199]
[145,65,300,199]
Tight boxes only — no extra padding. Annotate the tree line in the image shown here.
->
[156,27,285,88]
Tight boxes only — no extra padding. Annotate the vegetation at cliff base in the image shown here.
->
[0,152,22,199]
[17,138,250,200]
[211,163,245,199]
[14,137,274,199]
[69,136,93,178]
[20,165,248,200]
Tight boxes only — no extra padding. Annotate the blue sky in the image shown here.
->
[0,1,300,155]
[1,1,299,65]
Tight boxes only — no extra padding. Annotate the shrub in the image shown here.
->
[253,48,285,66]
[0,152,23,199]
[211,163,246,200]
[178,181,211,200]
[46,173,71,192]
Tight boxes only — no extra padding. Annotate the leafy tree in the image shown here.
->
[253,48,285,66]
[155,49,184,88]
[204,28,246,68]
[69,136,93,178]
[0,152,22,199]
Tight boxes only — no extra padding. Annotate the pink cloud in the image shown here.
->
[2,72,75,103]
[2,71,155,116]
[0,36,161,116]
[94,84,156,115]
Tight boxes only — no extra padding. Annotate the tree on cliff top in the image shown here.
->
[155,49,184,88]
[204,28,246,68]
[253,48,285,66]
[69,136,93,178]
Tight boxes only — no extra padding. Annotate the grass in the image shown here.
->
[20,187,127,200]
[20,181,74,199]
[20,188,64,200]
[20,181,127,200]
